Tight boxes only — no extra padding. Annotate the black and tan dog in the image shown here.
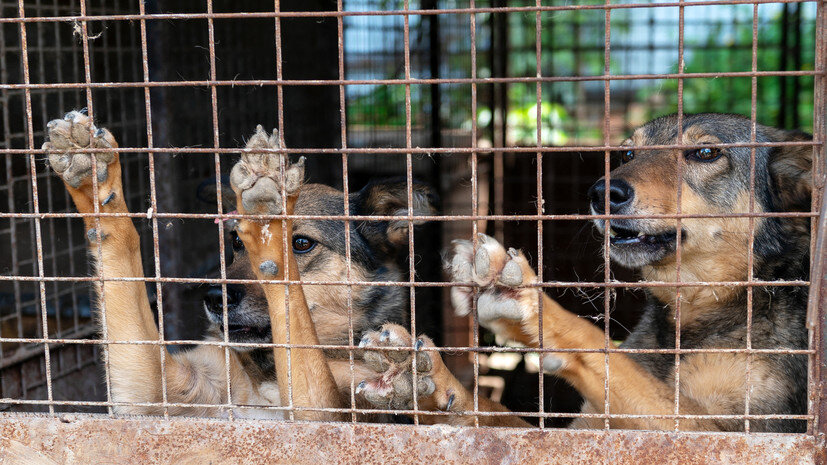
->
[45,110,435,419]
[357,113,813,432]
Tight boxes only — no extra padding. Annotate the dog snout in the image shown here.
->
[588,178,634,214]
[204,284,243,314]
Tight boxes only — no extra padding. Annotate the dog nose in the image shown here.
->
[588,178,634,214]
[204,284,242,314]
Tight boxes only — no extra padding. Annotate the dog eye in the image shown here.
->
[231,231,244,252]
[621,150,634,163]
[685,147,722,162]
[292,236,316,254]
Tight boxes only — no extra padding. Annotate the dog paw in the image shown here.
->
[44,110,118,189]
[230,125,304,216]
[447,233,540,329]
[357,324,457,411]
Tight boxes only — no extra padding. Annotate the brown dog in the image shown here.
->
[357,113,812,432]
[45,111,435,419]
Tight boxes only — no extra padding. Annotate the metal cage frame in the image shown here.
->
[0,1,825,463]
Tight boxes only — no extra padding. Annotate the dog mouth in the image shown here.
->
[607,225,682,246]
[219,323,271,340]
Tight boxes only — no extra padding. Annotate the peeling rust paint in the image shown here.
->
[0,415,823,465]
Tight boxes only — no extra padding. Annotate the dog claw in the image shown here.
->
[445,393,455,411]
[101,191,116,206]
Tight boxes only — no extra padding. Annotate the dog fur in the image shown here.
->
[45,111,435,419]
[357,113,813,432]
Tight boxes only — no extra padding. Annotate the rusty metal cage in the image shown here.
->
[0,0,825,463]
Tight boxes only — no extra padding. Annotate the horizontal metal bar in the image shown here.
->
[0,0,817,23]
[0,416,821,464]
[0,402,815,422]
[0,275,809,288]
[0,325,96,369]
[3,139,820,155]
[0,211,817,222]
[0,337,815,355]
[0,70,822,90]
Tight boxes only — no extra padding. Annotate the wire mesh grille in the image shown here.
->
[0,0,823,447]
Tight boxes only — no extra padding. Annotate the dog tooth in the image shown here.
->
[608,229,617,238]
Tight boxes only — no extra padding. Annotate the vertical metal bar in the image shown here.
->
[743,2,760,434]
[137,0,168,418]
[336,0,356,424]
[16,0,54,415]
[601,0,612,430]
[808,0,826,437]
[469,0,480,428]
[534,0,545,429]
[77,0,116,417]
[206,0,234,419]
[673,0,686,432]
[402,0,420,425]
[272,0,295,421]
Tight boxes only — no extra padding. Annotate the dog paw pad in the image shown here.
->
[230,126,304,216]
[357,323,439,410]
[44,111,118,189]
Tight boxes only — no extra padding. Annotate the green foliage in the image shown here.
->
[637,6,815,132]
[347,85,422,128]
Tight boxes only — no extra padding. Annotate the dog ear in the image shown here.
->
[354,178,438,254]
[769,130,813,212]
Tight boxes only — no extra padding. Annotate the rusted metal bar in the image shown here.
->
[2,140,820,155]
[0,1,824,459]
[0,70,821,89]
[0,416,823,464]
[0,0,818,23]
[809,0,826,439]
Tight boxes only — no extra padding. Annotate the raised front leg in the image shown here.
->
[230,126,345,421]
[357,323,529,427]
[47,111,262,417]
[45,111,164,412]
[448,234,718,430]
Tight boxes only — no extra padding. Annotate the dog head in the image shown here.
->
[588,113,812,280]
[203,178,437,349]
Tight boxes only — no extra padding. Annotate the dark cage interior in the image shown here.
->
[0,0,822,438]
